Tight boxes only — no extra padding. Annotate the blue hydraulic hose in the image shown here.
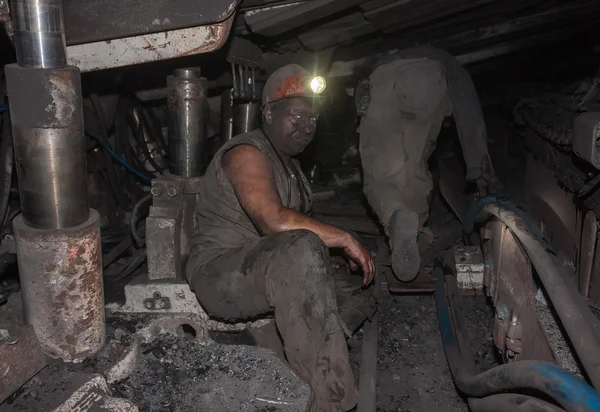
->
[463,195,550,249]
[103,145,151,182]
[434,263,600,412]
[0,107,8,112]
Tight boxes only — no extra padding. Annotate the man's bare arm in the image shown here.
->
[223,144,374,284]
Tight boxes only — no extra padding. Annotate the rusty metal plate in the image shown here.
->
[523,155,583,270]
[67,15,235,72]
[63,0,239,45]
[0,324,47,403]
[485,218,556,364]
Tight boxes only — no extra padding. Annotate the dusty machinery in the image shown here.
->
[1,0,600,411]
[435,76,600,409]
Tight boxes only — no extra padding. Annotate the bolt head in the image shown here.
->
[167,187,177,197]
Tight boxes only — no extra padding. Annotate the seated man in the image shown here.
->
[356,46,502,282]
[187,64,377,412]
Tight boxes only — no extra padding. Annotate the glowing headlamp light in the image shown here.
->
[310,76,327,94]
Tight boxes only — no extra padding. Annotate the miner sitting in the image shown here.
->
[186,64,377,412]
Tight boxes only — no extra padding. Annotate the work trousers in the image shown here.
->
[359,58,451,232]
[189,230,373,412]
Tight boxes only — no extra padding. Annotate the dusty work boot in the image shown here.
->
[388,209,420,282]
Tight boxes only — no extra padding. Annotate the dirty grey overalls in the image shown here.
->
[187,130,376,412]
[358,47,491,232]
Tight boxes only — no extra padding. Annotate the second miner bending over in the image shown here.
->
[356,46,502,282]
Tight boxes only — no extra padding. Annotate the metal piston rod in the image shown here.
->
[167,67,208,178]
[5,0,105,361]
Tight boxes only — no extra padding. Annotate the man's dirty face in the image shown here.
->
[265,97,320,157]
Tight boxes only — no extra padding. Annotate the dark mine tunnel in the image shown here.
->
[1,1,600,411]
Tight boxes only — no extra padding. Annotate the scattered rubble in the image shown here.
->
[112,334,310,412]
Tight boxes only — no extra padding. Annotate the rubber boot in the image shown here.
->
[388,209,420,282]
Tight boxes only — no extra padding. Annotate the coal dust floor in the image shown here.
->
[112,335,310,412]
[348,290,497,412]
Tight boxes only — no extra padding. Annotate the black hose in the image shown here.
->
[115,97,150,188]
[104,249,147,283]
[127,104,165,174]
[0,111,14,231]
[89,94,131,210]
[103,235,133,269]
[433,262,600,412]
[142,106,168,154]
[131,194,152,247]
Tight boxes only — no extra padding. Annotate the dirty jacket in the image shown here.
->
[187,129,312,280]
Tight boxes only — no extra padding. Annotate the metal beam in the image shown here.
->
[431,1,598,51]
[66,17,234,72]
[244,2,304,27]
[328,5,598,78]
[248,0,363,36]
[298,13,376,51]
[378,0,494,33]
[360,0,402,12]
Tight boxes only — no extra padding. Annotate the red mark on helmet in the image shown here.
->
[274,75,306,99]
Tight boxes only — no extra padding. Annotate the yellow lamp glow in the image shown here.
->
[310,76,326,94]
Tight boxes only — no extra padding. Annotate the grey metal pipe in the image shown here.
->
[167,67,207,178]
[232,101,261,136]
[15,210,105,361]
[6,0,104,362]
[11,0,67,68]
[5,65,89,229]
[6,0,88,229]
[465,199,600,389]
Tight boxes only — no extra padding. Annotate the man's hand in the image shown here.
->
[475,156,503,197]
[341,234,375,287]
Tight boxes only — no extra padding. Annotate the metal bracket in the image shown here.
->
[143,292,172,311]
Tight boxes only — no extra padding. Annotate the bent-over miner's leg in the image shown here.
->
[188,230,359,412]
[358,58,450,281]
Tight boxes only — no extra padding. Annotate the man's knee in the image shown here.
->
[269,229,327,262]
